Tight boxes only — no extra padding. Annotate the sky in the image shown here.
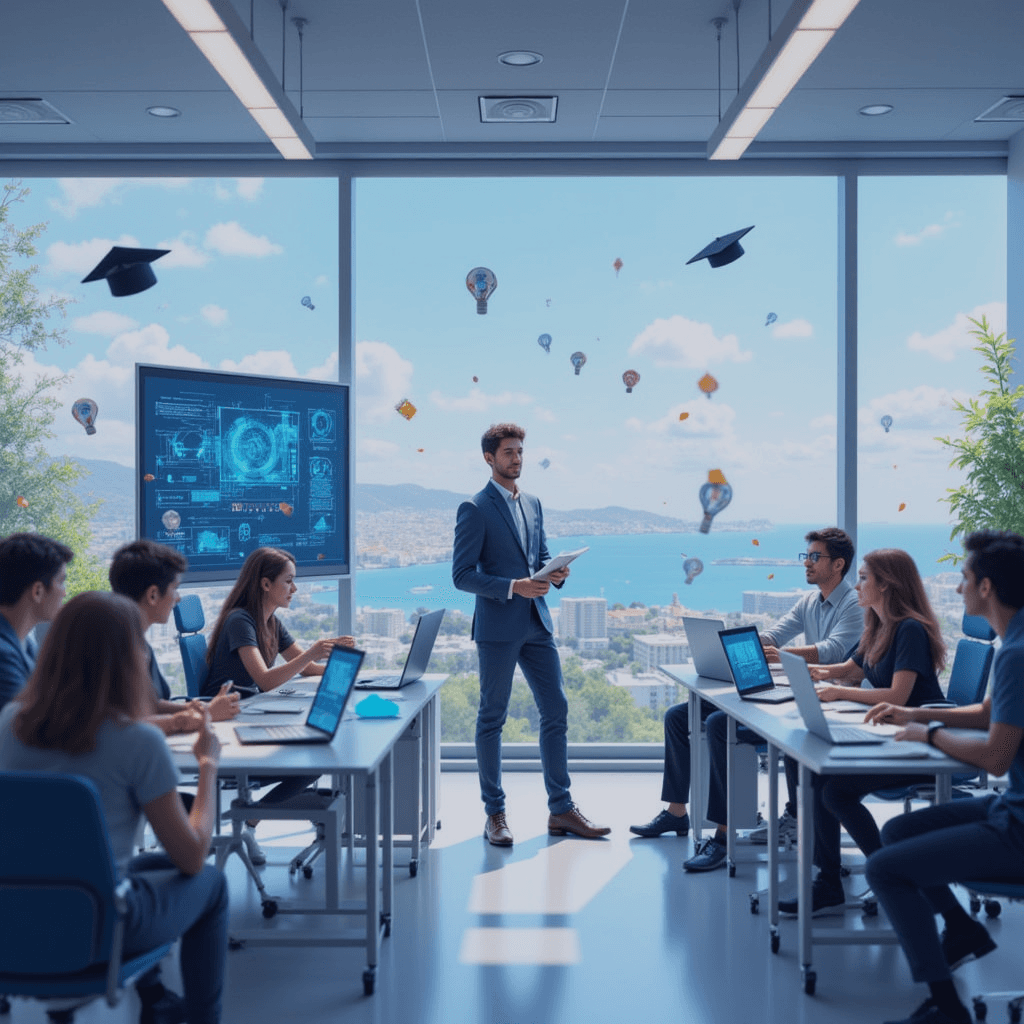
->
[7,171,1007,526]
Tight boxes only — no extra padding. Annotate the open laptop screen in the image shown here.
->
[718,626,774,695]
[307,647,362,735]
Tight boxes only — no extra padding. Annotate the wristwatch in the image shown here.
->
[926,722,946,747]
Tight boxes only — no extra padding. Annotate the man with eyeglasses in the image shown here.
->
[630,528,864,872]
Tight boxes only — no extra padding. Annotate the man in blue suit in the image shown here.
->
[453,423,610,845]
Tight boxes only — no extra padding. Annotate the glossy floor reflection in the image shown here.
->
[5,772,1022,1024]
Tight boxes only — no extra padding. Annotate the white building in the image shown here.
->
[632,633,688,673]
[742,589,810,617]
[363,608,407,638]
[608,670,679,711]
[558,597,608,641]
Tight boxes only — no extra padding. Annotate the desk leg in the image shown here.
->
[688,687,703,835]
[798,763,815,995]
[935,771,952,804]
[409,715,423,877]
[325,774,340,911]
[363,768,380,995]
[381,750,394,936]
[767,743,779,949]
[726,714,736,875]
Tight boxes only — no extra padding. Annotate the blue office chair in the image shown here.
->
[173,593,209,698]
[962,878,1024,1022]
[0,772,172,1023]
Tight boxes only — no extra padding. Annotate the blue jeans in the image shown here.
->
[866,795,1024,984]
[124,853,229,1024]
[475,613,571,816]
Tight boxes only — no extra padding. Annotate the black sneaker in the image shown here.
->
[138,984,187,1024]
[778,877,846,916]
[682,834,727,872]
[629,809,690,838]
[941,918,997,970]
[883,997,971,1024]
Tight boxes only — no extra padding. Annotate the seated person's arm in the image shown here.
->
[894,704,1022,776]
[146,704,205,737]
[866,696,991,729]
[762,642,819,664]
[237,637,342,690]
[279,636,354,677]
[808,657,864,689]
[817,667,917,706]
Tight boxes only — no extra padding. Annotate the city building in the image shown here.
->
[608,670,680,711]
[607,607,648,633]
[742,590,810,617]
[632,633,689,673]
[557,597,608,640]
[362,608,407,638]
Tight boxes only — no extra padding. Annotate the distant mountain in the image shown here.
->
[356,483,470,513]
[69,458,135,523]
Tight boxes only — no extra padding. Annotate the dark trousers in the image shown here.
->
[702,710,800,825]
[124,853,229,1024]
[867,796,1024,984]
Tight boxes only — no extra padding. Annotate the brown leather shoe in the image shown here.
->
[484,812,514,846]
[548,804,611,838]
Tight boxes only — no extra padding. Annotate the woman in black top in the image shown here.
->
[780,549,946,915]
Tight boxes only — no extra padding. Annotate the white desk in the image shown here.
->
[661,664,976,996]
[170,674,445,995]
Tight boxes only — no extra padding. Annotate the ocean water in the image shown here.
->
[322,523,960,617]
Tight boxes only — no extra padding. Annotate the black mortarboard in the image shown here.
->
[686,226,754,268]
[81,246,170,297]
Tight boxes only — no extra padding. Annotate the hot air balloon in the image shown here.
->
[683,557,704,584]
[72,398,99,435]
[538,334,552,354]
[765,312,777,326]
[570,351,587,375]
[613,258,623,277]
[881,414,893,433]
[466,267,497,314]
[698,469,732,533]
[622,369,640,393]
[698,373,719,399]
[539,458,551,469]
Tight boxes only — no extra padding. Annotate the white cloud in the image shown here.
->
[47,235,141,275]
[860,384,970,433]
[306,351,339,381]
[108,323,208,370]
[907,302,1006,361]
[355,340,414,422]
[200,304,229,326]
[156,233,211,268]
[629,315,752,368]
[219,350,298,377]
[429,388,533,413]
[772,318,814,340]
[894,212,959,247]
[214,183,232,201]
[49,178,191,218]
[71,310,139,336]
[235,178,264,200]
[314,275,329,287]
[204,221,283,257]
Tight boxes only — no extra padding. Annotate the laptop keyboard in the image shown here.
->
[247,725,310,740]
[831,724,881,743]
[359,674,401,687]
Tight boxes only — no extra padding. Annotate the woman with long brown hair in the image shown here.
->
[0,592,228,1024]
[779,549,947,916]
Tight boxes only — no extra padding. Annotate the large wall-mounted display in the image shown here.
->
[136,364,349,582]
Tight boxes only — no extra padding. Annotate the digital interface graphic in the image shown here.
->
[137,364,349,582]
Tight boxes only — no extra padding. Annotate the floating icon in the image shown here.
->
[143,473,155,482]
[546,298,551,307]
[15,496,28,509]
[752,539,759,546]
[698,469,732,534]
[765,312,777,326]
[317,553,325,560]
[570,351,587,375]
[473,376,479,383]
[881,414,893,433]
[767,573,775,580]
[679,411,690,421]
[72,398,99,435]
[279,502,294,517]
[622,369,640,393]
[301,295,315,311]
[395,399,417,420]
[687,225,754,269]
[466,267,497,314]
[898,502,907,512]
[697,373,719,398]
[417,448,425,453]
[538,333,552,354]
[161,509,181,532]
[539,458,551,469]
[683,557,704,585]
[613,257,623,277]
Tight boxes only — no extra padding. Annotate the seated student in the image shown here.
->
[109,539,240,736]
[630,528,863,866]
[777,548,946,915]
[864,531,1024,1024]
[0,532,73,711]
[0,592,229,1024]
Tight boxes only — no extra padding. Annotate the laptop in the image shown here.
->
[779,650,885,744]
[234,645,364,745]
[682,616,733,682]
[354,608,445,690]
[718,625,794,703]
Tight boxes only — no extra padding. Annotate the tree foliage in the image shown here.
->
[0,181,106,594]
[936,316,1024,561]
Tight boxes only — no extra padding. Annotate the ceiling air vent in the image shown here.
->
[0,98,71,124]
[479,96,557,123]
[975,96,1024,122]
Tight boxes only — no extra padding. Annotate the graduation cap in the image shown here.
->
[686,226,754,268]
[81,246,170,297]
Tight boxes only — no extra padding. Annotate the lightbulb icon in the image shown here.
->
[570,351,587,375]
[682,557,704,584]
[301,296,315,311]
[466,267,497,314]
[698,469,733,534]
[72,398,99,435]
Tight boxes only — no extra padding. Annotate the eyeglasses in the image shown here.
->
[798,552,830,564]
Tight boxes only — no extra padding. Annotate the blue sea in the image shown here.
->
[317,523,961,617]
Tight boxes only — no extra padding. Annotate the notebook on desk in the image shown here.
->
[354,608,445,690]
[234,646,364,745]
[719,626,794,703]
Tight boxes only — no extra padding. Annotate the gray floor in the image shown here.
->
[7,772,1022,1024]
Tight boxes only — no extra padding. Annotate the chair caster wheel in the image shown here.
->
[0,996,10,1014]
[970,895,982,915]
[46,1012,74,1024]
[381,912,392,938]
[983,899,1001,918]
[229,937,245,951]
[303,865,314,879]
[803,969,816,995]
[728,862,736,878]
[972,995,987,1022]
[409,860,418,877]
[862,899,878,916]
[262,899,278,919]
[363,968,375,995]
[749,894,760,914]
[770,931,780,954]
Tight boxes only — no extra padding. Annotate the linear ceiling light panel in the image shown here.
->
[159,0,314,159]
[707,0,863,160]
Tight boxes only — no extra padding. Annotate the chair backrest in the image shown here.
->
[0,772,117,975]
[173,594,209,699]
[945,614,996,706]
[962,612,996,642]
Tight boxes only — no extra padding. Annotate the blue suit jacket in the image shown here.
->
[452,482,557,643]
[0,613,35,711]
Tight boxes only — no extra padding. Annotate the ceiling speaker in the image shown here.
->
[479,97,557,123]
[0,98,71,124]
[975,96,1024,122]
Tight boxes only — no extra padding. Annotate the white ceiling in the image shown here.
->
[1,0,1021,163]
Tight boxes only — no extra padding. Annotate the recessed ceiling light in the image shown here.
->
[147,105,182,118]
[859,104,893,116]
[498,51,543,67]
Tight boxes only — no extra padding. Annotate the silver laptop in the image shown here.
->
[682,616,733,682]
[354,608,445,690]
[718,625,794,703]
[779,650,885,744]
[234,645,364,744]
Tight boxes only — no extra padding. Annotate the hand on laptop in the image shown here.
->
[814,684,844,702]
[863,702,919,727]
[761,643,781,663]
[206,683,241,722]
[329,635,355,649]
